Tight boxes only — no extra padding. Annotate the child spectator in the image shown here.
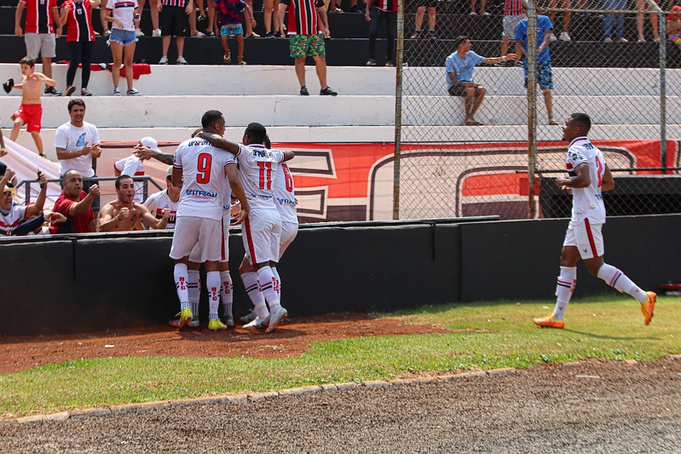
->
[667,5,681,49]
[216,0,253,64]
[8,57,56,158]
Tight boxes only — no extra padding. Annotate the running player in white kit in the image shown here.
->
[170,110,250,329]
[533,113,656,329]
[199,123,295,333]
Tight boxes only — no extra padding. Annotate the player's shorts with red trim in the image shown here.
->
[188,214,231,263]
[562,218,604,260]
[11,103,42,133]
[170,216,223,262]
[278,221,298,260]
[241,208,282,264]
[289,34,326,59]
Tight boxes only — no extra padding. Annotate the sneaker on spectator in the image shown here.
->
[238,59,247,65]
[559,31,571,41]
[127,88,141,96]
[152,28,162,37]
[159,55,168,64]
[193,31,206,38]
[65,85,76,96]
[135,28,144,37]
[469,11,477,16]
[265,31,274,38]
[104,29,111,36]
[44,86,61,96]
[604,37,613,42]
[482,11,490,15]
[428,29,437,40]
[113,87,121,96]
[366,58,377,66]
[385,61,394,67]
[274,30,282,37]
[81,88,92,96]
[300,86,309,95]
[637,37,645,42]
[320,86,338,96]
[410,30,421,39]
[617,37,628,42]
[549,32,557,42]
[177,56,188,64]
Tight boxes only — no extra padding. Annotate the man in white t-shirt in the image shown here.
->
[170,110,250,330]
[199,122,295,333]
[114,136,157,203]
[533,113,657,330]
[144,166,180,230]
[54,98,102,211]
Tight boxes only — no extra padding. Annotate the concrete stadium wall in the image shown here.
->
[1,214,678,336]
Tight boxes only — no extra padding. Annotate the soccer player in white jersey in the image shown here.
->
[199,123,295,333]
[170,110,250,330]
[534,113,656,329]
[239,137,298,329]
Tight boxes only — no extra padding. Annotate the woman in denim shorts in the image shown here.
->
[104,0,141,95]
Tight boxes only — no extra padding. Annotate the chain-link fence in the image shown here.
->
[396,0,681,221]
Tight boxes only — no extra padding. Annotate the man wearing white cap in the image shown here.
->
[143,166,180,229]
[0,167,48,236]
[114,136,158,203]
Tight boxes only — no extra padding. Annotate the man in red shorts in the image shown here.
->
[8,57,56,158]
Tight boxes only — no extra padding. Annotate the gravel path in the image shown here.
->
[2,357,680,453]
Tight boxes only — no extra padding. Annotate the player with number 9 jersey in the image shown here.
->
[173,137,236,221]
[565,136,606,226]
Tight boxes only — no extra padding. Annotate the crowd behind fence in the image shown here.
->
[397,0,681,221]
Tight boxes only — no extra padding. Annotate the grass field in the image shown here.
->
[1,295,679,419]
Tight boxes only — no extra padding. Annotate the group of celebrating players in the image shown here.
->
[169,111,296,333]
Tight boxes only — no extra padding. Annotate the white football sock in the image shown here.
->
[206,271,221,320]
[272,267,282,303]
[552,266,576,320]
[241,271,268,319]
[220,270,233,318]
[188,270,200,319]
[174,263,189,310]
[597,263,647,303]
[256,266,281,311]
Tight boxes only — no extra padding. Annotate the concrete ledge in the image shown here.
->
[362,380,391,388]
[278,385,323,396]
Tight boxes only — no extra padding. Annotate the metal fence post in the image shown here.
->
[526,0,538,219]
[393,0,404,220]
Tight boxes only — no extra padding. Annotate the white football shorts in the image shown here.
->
[563,218,605,260]
[170,216,223,262]
[241,208,282,265]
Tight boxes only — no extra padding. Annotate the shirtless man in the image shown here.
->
[8,57,56,158]
[99,174,169,231]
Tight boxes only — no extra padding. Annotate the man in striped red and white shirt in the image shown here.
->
[14,0,62,96]
[278,0,337,96]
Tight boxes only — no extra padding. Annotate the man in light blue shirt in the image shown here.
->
[515,11,558,125]
[445,36,515,125]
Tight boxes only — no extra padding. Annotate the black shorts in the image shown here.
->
[160,6,190,37]
[448,84,481,97]
[415,0,439,7]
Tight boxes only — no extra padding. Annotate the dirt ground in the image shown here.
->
[1,313,680,453]
[0,313,453,374]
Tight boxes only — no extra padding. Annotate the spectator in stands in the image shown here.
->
[547,0,571,41]
[60,0,100,97]
[446,36,516,126]
[114,137,158,203]
[144,166,179,229]
[216,0,254,64]
[603,0,627,42]
[104,0,142,95]
[501,0,525,58]
[9,57,56,158]
[158,0,193,65]
[50,169,100,233]
[637,0,660,42]
[99,175,169,231]
[55,98,102,211]
[279,0,338,96]
[263,0,282,37]
[0,161,17,187]
[365,0,398,66]
[243,0,259,37]
[411,0,437,40]
[0,169,48,236]
[515,12,559,125]
[14,0,62,96]
[138,0,161,37]
[469,0,488,16]
[668,5,681,49]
